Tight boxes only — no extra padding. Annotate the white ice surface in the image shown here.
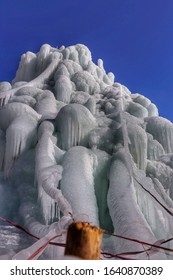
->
[0,43,173,260]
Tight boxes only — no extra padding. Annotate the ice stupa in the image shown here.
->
[0,43,173,260]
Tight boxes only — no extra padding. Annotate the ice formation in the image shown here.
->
[0,43,173,260]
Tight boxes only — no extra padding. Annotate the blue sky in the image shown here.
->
[0,0,173,121]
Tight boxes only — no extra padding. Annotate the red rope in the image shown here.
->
[27,234,62,260]
[102,245,160,260]
[102,251,135,260]
[134,176,173,217]
[105,232,173,253]
[0,216,39,240]
[101,239,173,259]
[0,215,65,247]
[1,215,173,257]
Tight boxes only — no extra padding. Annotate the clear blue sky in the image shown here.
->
[0,0,173,121]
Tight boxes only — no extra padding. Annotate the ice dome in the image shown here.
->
[0,43,173,260]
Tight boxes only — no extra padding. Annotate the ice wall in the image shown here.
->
[0,43,173,260]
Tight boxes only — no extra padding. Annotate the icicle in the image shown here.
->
[108,149,167,259]
[36,121,72,223]
[42,166,73,216]
[55,104,97,150]
[146,116,173,153]
[60,146,99,226]
[4,115,38,177]
[117,85,133,177]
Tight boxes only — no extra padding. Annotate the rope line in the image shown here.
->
[104,232,173,253]
[0,215,65,247]
[27,234,62,260]
[1,215,173,257]
[134,176,173,217]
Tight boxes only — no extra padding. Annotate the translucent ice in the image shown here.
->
[55,103,97,150]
